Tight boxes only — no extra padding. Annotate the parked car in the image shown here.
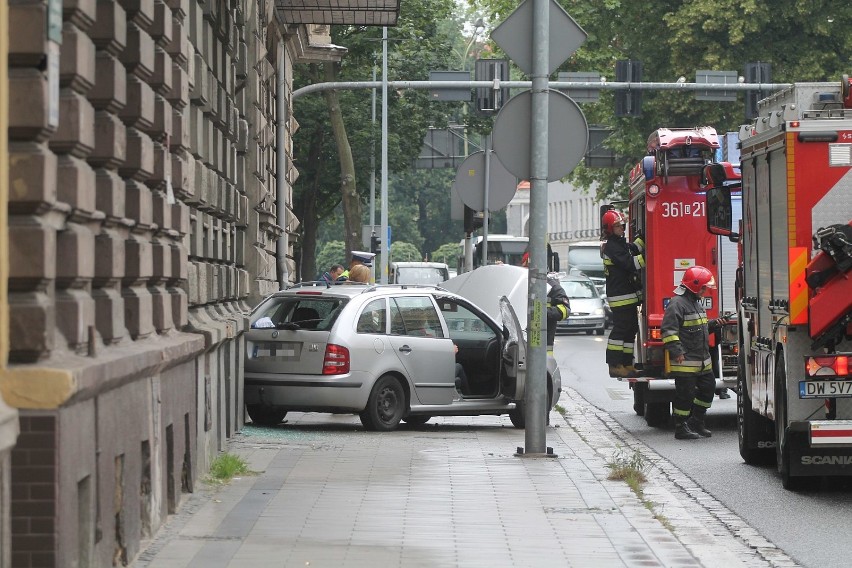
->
[557,274,607,335]
[389,261,449,285]
[244,265,561,430]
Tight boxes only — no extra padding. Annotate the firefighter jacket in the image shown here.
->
[661,287,724,376]
[602,234,645,309]
[546,276,570,348]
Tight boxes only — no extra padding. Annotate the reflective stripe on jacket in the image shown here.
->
[603,235,643,308]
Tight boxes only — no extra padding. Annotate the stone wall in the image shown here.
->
[3,0,291,563]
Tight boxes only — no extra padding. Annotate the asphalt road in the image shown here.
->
[552,331,852,568]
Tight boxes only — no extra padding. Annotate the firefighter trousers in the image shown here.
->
[672,372,715,417]
[606,304,638,366]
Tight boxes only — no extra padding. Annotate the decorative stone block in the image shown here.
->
[119,0,155,30]
[8,217,57,286]
[89,52,127,112]
[124,235,153,281]
[172,202,189,235]
[56,288,96,351]
[120,23,156,81]
[233,230,244,266]
[119,128,155,181]
[165,0,187,19]
[151,239,171,280]
[147,142,170,190]
[170,153,194,200]
[88,111,127,168]
[124,179,154,229]
[122,285,154,339]
[168,286,188,328]
[63,0,97,31]
[165,17,189,65]
[8,142,58,214]
[170,242,187,280]
[151,48,173,96]
[8,292,54,361]
[151,0,172,46]
[151,187,171,230]
[94,229,126,283]
[57,155,97,213]
[152,95,173,141]
[95,168,125,220]
[56,223,96,285]
[90,0,127,56]
[119,76,156,131]
[59,23,96,94]
[167,60,189,110]
[150,286,174,333]
[7,3,49,67]
[92,285,125,343]
[8,69,53,143]
[50,89,96,158]
[170,106,189,151]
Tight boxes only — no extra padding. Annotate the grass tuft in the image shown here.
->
[207,453,252,485]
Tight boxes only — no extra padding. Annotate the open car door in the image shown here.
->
[499,295,526,401]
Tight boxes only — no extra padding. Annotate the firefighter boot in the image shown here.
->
[674,416,700,440]
[687,409,712,438]
[623,364,642,378]
[608,365,628,378]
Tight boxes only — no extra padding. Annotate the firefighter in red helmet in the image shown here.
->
[601,210,645,378]
[662,266,730,440]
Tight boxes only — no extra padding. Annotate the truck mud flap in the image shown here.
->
[787,422,852,477]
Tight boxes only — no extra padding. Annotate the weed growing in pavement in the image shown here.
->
[207,452,252,485]
[606,447,674,532]
[554,405,590,444]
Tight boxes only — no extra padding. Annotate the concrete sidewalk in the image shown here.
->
[133,389,797,568]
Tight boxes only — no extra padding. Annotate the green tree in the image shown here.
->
[390,241,421,262]
[315,241,346,279]
[431,242,460,265]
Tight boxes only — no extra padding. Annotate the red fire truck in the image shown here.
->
[618,127,737,427]
[705,79,852,490]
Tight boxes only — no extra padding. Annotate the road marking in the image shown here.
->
[606,387,629,400]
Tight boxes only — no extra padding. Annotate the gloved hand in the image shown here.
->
[710,313,733,327]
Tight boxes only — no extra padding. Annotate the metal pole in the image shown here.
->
[370,64,377,281]
[276,38,289,287]
[482,134,490,267]
[524,0,549,455]
[380,26,389,284]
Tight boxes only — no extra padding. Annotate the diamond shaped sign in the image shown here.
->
[491,0,587,77]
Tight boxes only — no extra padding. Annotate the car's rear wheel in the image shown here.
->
[585,330,593,335]
[246,405,287,427]
[360,375,406,431]
[595,328,604,336]
[402,415,431,425]
[508,406,525,429]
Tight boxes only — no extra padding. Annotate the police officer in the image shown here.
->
[601,210,645,378]
[338,251,375,281]
[662,266,728,440]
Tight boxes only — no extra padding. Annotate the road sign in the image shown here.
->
[491,0,587,77]
[491,89,588,181]
[453,151,517,212]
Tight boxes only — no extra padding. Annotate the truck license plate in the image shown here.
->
[799,380,852,398]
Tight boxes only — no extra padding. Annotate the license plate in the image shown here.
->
[799,380,852,398]
[253,342,300,359]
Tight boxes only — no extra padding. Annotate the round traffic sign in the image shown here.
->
[453,151,518,211]
[492,89,588,181]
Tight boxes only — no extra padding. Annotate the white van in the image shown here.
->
[565,241,605,291]
[389,262,450,285]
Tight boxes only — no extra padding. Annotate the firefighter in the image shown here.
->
[662,266,729,440]
[601,210,645,378]
[546,273,570,354]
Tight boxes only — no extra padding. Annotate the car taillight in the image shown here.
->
[323,344,350,375]
[805,355,850,378]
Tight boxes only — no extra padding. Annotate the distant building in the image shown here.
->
[506,179,605,261]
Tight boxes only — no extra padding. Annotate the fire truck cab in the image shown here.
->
[706,79,852,490]
[620,127,737,426]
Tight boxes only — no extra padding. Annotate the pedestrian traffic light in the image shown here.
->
[615,60,642,117]
[744,62,771,120]
[370,234,381,254]
[463,206,483,234]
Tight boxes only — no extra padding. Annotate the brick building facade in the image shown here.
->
[1,0,398,565]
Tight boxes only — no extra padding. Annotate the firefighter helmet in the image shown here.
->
[602,210,627,235]
[681,266,716,294]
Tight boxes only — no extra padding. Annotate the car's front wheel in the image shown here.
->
[360,375,406,431]
[402,415,431,425]
[246,405,287,427]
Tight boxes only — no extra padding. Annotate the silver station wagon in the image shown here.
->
[244,265,562,431]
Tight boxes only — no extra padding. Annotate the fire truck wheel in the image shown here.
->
[774,358,816,491]
[737,353,774,465]
[632,383,647,416]
[644,401,670,427]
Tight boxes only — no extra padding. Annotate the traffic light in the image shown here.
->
[744,62,771,120]
[615,60,642,117]
[370,234,381,254]
[475,59,510,116]
[463,206,483,234]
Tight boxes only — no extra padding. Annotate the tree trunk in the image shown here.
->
[323,62,361,260]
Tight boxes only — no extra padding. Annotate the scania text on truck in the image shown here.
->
[705,79,852,490]
[619,127,737,427]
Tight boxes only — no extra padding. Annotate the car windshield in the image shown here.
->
[395,267,448,285]
[566,247,602,267]
[561,280,598,299]
[251,297,347,331]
